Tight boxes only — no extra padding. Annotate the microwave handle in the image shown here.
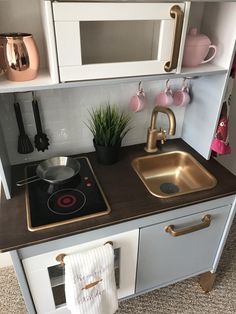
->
[164,5,184,72]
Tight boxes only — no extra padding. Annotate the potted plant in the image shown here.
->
[87,104,131,165]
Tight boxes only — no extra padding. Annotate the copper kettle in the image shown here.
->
[0,32,39,81]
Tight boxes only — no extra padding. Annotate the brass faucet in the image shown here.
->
[144,106,176,153]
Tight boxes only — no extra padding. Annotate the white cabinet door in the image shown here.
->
[136,204,231,293]
[53,2,185,81]
[23,230,139,314]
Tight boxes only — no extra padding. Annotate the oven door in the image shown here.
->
[22,229,139,314]
[52,2,185,81]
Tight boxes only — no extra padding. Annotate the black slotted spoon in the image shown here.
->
[32,98,49,152]
[14,102,34,154]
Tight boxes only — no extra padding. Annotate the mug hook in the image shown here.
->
[166,79,171,89]
[138,81,142,92]
[183,77,189,88]
[138,81,145,96]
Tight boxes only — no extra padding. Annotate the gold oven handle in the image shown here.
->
[165,214,211,237]
[55,241,113,266]
[164,5,184,72]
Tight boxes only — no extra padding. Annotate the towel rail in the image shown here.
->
[55,241,113,266]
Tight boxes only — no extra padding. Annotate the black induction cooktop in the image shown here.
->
[25,157,110,231]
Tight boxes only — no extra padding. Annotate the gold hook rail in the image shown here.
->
[55,241,113,266]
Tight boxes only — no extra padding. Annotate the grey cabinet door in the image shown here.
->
[136,204,231,293]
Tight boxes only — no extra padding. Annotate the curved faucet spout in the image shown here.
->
[145,106,176,153]
[150,106,176,135]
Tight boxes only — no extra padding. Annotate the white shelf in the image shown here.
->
[0,69,58,94]
[180,64,228,77]
[0,64,227,94]
[56,64,227,89]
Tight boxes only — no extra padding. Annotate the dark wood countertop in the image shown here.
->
[1,139,236,253]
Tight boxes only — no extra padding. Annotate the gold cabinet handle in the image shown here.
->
[164,5,184,72]
[165,214,211,237]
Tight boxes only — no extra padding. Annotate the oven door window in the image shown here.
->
[80,20,160,65]
[48,265,66,308]
[47,248,121,308]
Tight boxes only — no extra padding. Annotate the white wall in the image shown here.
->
[0,78,187,165]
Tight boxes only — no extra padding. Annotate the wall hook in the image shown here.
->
[165,79,171,89]
[138,81,145,97]
[138,81,143,92]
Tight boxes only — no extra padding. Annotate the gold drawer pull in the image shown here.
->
[165,214,211,237]
[164,5,184,72]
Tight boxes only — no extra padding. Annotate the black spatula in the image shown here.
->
[32,99,49,152]
[14,102,34,154]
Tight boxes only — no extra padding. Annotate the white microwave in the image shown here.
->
[22,229,139,314]
[48,1,185,81]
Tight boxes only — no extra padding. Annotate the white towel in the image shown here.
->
[64,243,118,314]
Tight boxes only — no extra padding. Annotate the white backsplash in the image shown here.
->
[0,79,187,165]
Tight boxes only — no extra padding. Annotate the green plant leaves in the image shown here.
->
[86,104,131,147]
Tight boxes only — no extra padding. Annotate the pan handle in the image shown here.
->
[16,175,41,186]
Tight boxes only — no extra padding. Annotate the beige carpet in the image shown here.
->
[1,217,236,314]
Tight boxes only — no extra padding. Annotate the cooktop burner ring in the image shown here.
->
[47,188,86,216]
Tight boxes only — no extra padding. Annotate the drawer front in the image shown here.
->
[136,204,231,293]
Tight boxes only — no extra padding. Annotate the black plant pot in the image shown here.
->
[93,140,121,165]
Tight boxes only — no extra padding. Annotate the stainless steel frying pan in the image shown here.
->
[17,156,80,186]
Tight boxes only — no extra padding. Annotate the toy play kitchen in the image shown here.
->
[1,1,236,314]
[3,140,236,314]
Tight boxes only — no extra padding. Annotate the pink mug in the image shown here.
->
[129,82,145,112]
[155,80,173,107]
[173,81,191,107]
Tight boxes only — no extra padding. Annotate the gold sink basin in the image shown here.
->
[132,151,217,198]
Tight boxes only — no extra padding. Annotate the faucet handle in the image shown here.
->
[160,128,167,144]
